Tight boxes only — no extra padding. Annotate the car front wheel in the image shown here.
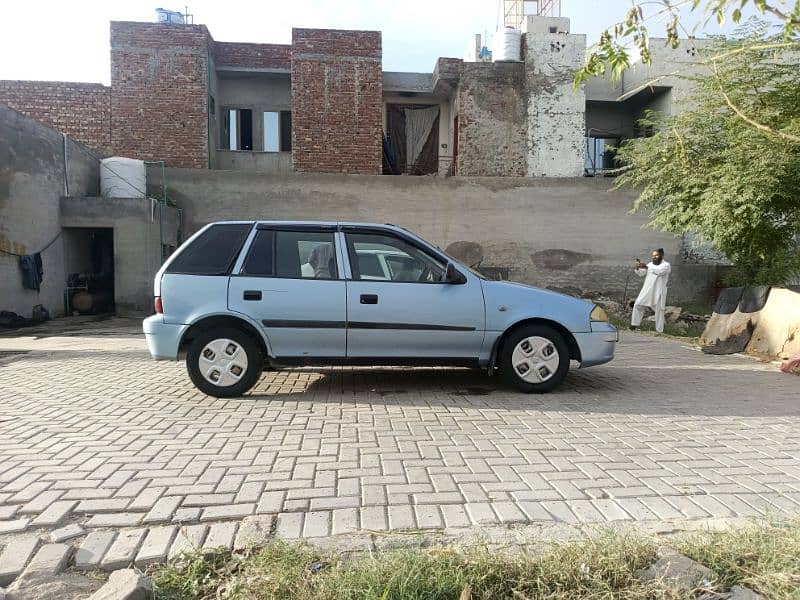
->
[500,324,570,393]
[186,327,264,397]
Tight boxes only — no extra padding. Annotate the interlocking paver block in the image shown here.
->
[200,503,255,521]
[0,535,40,586]
[169,524,208,560]
[19,490,63,514]
[274,513,303,539]
[233,515,274,550]
[75,531,117,569]
[144,496,183,524]
[50,523,86,542]
[184,494,236,507]
[591,499,632,521]
[465,503,497,525]
[75,499,131,514]
[303,511,331,538]
[0,517,30,534]
[204,522,238,551]
[388,505,416,530]
[86,512,144,528]
[102,528,148,570]
[441,504,471,528]
[173,507,202,523]
[23,543,72,576]
[542,501,580,523]
[332,508,359,535]
[135,526,177,567]
[2,324,800,542]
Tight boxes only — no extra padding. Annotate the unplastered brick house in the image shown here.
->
[0,15,707,177]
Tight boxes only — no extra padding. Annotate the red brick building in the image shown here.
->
[0,15,698,177]
[0,21,388,173]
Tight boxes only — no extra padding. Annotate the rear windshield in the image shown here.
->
[165,223,252,275]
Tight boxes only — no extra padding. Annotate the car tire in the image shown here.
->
[186,327,264,398]
[500,324,570,393]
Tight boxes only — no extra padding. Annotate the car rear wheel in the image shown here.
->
[500,324,570,393]
[187,327,264,397]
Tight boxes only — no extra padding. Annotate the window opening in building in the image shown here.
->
[280,111,292,151]
[262,111,292,153]
[383,104,440,175]
[584,136,620,177]
[263,111,280,152]
[225,108,253,151]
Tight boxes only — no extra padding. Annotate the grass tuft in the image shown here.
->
[151,520,800,599]
[676,518,800,599]
[152,530,665,600]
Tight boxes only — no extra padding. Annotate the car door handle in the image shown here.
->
[360,294,378,304]
[243,290,262,301]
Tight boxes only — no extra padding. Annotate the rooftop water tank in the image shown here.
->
[493,27,522,62]
[155,8,185,24]
[100,157,146,199]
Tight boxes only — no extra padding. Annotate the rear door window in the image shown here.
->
[275,231,338,279]
[166,223,252,275]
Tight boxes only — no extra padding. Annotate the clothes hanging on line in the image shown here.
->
[19,253,44,292]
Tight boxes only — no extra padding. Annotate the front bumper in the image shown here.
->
[574,322,618,368]
[143,314,187,361]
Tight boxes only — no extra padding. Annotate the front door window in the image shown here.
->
[346,232,445,283]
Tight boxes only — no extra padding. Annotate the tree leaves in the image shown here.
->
[575,1,800,89]
[613,30,800,285]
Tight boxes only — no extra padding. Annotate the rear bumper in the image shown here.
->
[142,315,187,361]
[575,323,618,368]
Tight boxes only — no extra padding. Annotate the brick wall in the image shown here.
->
[214,42,291,70]
[291,28,383,174]
[110,21,211,168]
[456,62,527,177]
[0,81,111,154]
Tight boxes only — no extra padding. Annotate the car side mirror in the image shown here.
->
[444,262,467,285]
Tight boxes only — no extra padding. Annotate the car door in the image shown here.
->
[343,228,485,360]
[228,225,346,359]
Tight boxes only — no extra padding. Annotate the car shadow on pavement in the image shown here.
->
[243,364,800,418]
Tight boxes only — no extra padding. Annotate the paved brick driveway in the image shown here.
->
[1,317,799,550]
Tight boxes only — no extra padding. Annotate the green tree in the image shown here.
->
[612,24,800,285]
[575,0,800,86]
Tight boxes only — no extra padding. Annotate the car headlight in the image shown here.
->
[590,305,609,322]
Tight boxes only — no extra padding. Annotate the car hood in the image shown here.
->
[482,279,593,307]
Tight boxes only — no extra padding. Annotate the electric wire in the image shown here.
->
[1,129,161,258]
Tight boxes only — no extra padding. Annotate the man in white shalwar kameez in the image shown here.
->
[631,248,671,333]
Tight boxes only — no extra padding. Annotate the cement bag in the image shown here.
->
[101,157,146,198]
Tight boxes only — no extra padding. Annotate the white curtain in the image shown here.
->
[404,105,439,169]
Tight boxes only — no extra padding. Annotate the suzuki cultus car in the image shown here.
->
[144,222,617,397]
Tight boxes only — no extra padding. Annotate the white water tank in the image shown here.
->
[492,27,522,62]
[155,8,185,24]
[100,157,146,199]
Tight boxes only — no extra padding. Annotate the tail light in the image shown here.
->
[154,296,164,314]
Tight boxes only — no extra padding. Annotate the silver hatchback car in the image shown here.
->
[143,221,617,397]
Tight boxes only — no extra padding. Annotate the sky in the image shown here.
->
[0,0,760,84]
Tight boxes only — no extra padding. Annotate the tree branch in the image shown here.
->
[711,60,800,143]
[762,4,800,25]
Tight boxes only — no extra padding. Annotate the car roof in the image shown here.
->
[212,220,404,230]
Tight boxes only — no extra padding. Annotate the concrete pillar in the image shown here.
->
[523,16,586,177]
